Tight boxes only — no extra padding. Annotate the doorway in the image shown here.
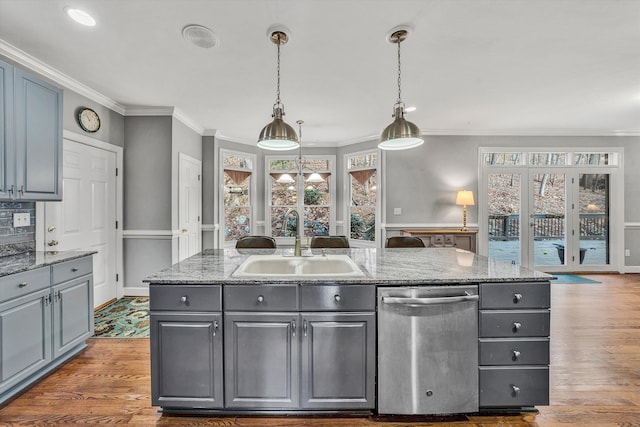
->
[178,153,201,261]
[40,134,121,308]
[480,149,622,272]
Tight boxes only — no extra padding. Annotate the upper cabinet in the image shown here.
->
[0,59,62,201]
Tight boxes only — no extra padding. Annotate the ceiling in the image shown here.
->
[0,0,639,146]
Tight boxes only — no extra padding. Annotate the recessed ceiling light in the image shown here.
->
[182,25,218,49]
[65,7,96,26]
[405,106,417,112]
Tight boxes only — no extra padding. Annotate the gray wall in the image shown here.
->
[63,90,124,146]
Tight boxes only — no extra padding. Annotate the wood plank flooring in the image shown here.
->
[1,274,639,426]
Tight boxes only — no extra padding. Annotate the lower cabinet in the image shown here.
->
[0,256,94,404]
[224,312,299,409]
[151,312,223,408]
[300,312,375,409]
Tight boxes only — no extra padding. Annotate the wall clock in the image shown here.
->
[78,108,101,133]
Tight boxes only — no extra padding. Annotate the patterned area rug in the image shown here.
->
[93,297,149,338]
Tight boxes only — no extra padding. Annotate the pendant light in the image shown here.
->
[379,27,424,150]
[258,27,299,151]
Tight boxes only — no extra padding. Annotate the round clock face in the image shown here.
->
[78,108,100,133]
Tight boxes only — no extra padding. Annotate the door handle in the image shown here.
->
[47,226,56,232]
[47,240,59,246]
[181,228,188,233]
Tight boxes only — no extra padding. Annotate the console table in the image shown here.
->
[401,229,477,253]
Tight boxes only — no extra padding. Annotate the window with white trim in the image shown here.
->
[266,155,335,244]
[347,151,378,243]
[221,150,255,246]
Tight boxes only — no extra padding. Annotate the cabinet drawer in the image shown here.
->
[150,285,221,312]
[300,285,375,311]
[224,285,298,311]
[0,267,50,303]
[480,282,550,309]
[52,256,93,284]
[479,367,549,407]
[479,310,550,338]
[479,338,550,366]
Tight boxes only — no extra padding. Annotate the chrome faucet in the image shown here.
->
[283,208,302,256]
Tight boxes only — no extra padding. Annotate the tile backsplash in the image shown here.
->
[0,201,36,256]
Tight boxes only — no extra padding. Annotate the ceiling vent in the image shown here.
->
[182,25,218,49]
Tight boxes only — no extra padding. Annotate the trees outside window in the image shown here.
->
[222,151,254,245]
[347,151,378,243]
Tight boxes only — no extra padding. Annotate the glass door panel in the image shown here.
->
[487,173,522,265]
[578,173,609,266]
[531,172,566,267]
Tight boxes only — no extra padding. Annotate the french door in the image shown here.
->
[481,150,621,272]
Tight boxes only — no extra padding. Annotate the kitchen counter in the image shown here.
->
[0,250,96,278]
[144,247,552,285]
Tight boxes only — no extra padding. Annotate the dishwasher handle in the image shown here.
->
[381,294,479,306]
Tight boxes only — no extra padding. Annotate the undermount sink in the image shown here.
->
[232,254,366,278]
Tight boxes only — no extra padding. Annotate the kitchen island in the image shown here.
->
[146,248,551,416]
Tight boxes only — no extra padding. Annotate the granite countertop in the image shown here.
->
[145,248,553,285]
[0,251,96,278]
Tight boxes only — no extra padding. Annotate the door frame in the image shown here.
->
[36,130,124,299]
[478,147,623,272]
[178,152,202,261]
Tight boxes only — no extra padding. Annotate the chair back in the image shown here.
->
[310,235,350,248]
[235,236,277,249]
[385,236,426,248]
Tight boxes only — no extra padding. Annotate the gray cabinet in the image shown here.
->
[478,282,550,408]
[300,312,375,409]
[0,267,52,395]
[0,60,62,201]
[0,255,94,405]
[52,273,94,358]
[150,285,223,409]
[224,312,299,409]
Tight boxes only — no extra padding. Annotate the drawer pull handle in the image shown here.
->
[257,295,264,303]
[291,320,296,337]
[303,319,308,337]
[511,385,520,396]
[71,267,79,272]
[180,296,188,303]
[18,282,28,288]
[213,320,219,336]
[513,293,523,303]
[512,350,521,360]
[334,294,341,303]
[512,322,522,332]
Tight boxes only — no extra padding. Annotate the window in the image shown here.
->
[221,150,255,246]
[347,151,378,243]
[266,155,335,243]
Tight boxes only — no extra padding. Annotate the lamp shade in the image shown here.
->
[276,173,295,184]
[378,106,424,150]
[257,107,299,151]
[456,190,475,206]
[305,172,324,183]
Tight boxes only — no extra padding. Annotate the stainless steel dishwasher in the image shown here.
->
[377,285,479,415]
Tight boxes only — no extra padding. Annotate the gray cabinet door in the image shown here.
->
[224,312,299,409]
[300,312,375,409]
[52,275,94,358]
[0,288,52,394]
[0,59,14,199]
[13,68,62,201]
[151,312,223,408]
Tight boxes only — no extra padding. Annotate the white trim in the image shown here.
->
[123,230,180,239]
[625,223,640,228]
[122,287,149,297]
[201,224,217,232]
[421,128,640,137]
[124,106,204,135]
[0,39,125,115]
[383,222,478,229]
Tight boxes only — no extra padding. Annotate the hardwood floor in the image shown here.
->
[1,274,640,426]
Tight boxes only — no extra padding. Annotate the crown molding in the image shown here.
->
[124,106,204,135]
[420,128,640,137]
[0,38,126,115]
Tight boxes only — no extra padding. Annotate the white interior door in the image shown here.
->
[44,140,117,308]
[179,153,202,261]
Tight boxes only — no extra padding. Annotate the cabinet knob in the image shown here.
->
[18,282,28,288]
[513,293,523,303]
[180,295,188,303]
[71,267,79,272]
[512,350,521,360]
[511,385,521,396]
[512,322,522,332]
[257,295,264,303]
[213,320,219,336]
[334,294,341,303]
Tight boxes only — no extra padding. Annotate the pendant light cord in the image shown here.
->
[276,36,281,106]
[396,38,402,104]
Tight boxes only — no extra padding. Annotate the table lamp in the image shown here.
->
[456,190,475,231]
